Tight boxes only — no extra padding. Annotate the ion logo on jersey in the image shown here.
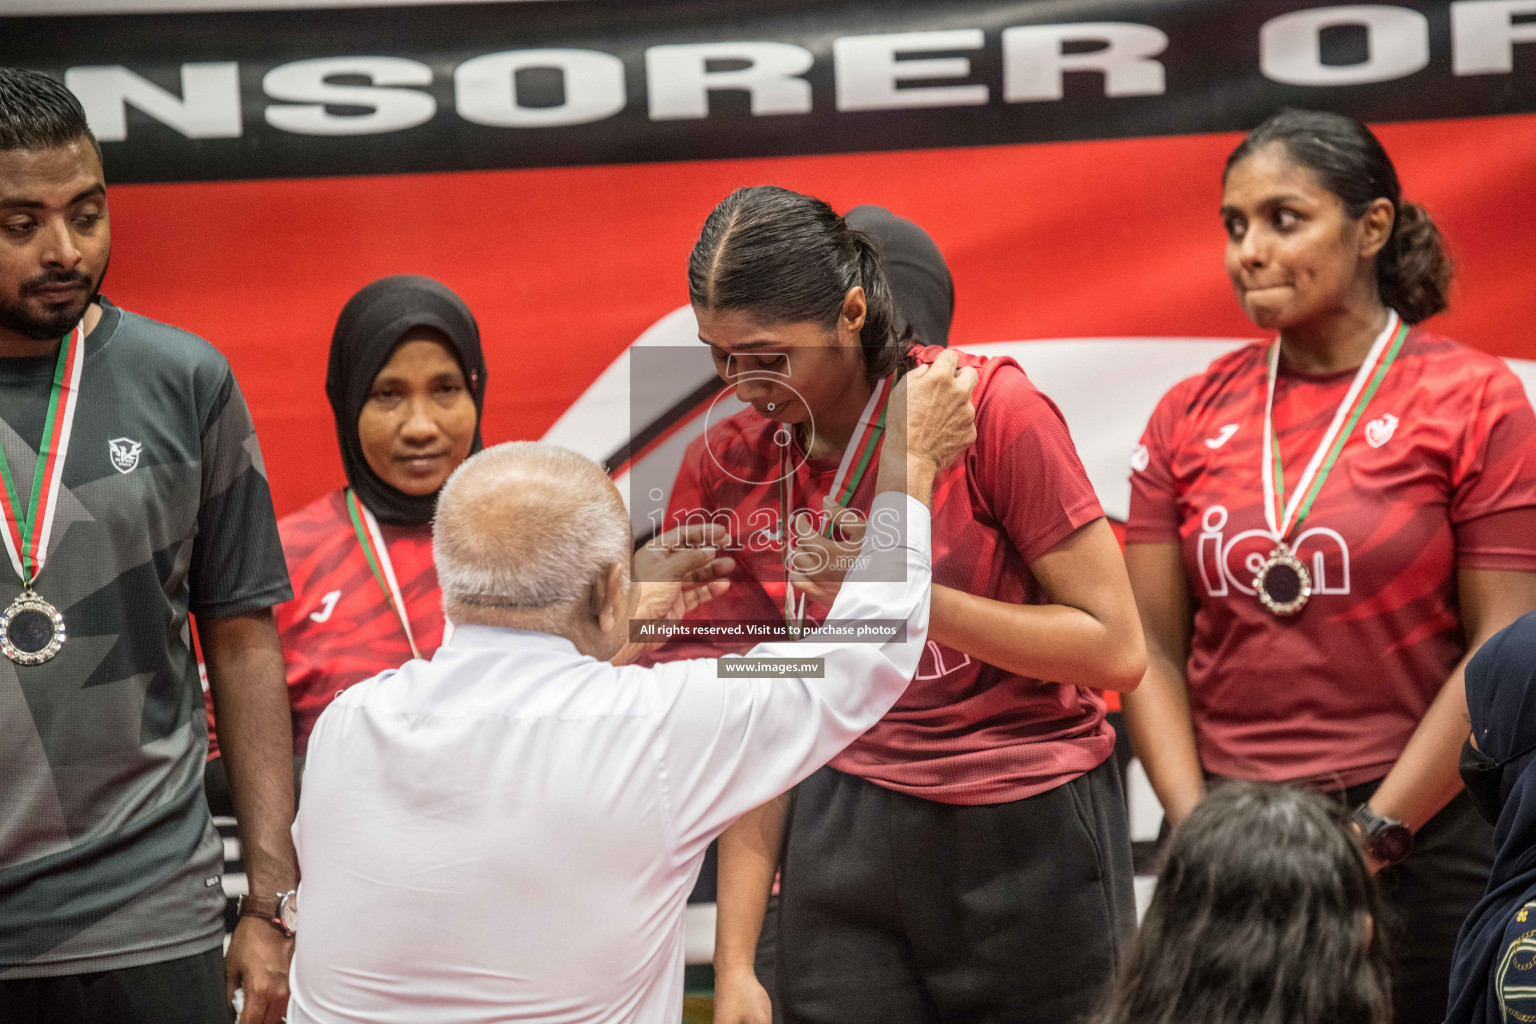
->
[108,437,142,474]
[1194,504,1352,600]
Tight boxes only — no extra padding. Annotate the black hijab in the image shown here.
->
[325,275,487,526]
[1447,611,1536,1024]
[844,204,955,348]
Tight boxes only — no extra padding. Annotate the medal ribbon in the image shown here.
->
[779,373,895,628]
[345,488,423,660]
[1260,311,1408,543]
[0,323,85,588]
[824,374,893,516]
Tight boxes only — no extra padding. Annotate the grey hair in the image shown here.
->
[433,442,631,618]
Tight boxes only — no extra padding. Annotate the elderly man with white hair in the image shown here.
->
[285,350,979,1024]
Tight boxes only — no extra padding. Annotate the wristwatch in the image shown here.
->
[236,889,298,938]
[1352,804,1413,867]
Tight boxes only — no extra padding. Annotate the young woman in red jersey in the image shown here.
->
[207,275,486,807]
[651,186,1146,1024]
[1123,110,1536,1023]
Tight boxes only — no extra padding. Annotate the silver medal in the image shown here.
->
[0,589,66,664]
[1253,544,1313,617]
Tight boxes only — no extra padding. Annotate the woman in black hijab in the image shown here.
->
[1448,611,1536,1024]
[208,276,488,805]
[326,275,487,525]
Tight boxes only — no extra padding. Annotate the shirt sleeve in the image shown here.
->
[203,680,219,760]
[975,362,1103,563]
[275,533,324,746]
[649,491,932,856]
[1125,381,1188,545]
[1452,366,1536,572]
[189,366,293,617]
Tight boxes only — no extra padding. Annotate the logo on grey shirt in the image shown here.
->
[108,438,142,474]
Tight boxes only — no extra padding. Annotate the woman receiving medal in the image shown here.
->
[207,276,487,799]
[1123,109,1536,1022]
[651,186,1147,1024]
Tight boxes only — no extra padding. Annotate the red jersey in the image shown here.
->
[208,489,447,758]
[1127,329,1536,787]
[646,345,1110,804]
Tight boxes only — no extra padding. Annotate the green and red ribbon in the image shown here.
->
[779,372,895,629]
[0,323,84,588]
[346,488,423,660]
[1262,312,1409,543]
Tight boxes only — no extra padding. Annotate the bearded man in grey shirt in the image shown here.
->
[0,68,297,1024]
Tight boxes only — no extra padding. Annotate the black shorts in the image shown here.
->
[776,758,1136,1024]
[0,947,231,1024]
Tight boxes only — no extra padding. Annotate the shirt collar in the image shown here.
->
[445,623,581,657]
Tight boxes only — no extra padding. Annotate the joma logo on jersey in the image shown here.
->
[1205,424,1239,449]
[107,437,142,474]
[1195,505,1351,599]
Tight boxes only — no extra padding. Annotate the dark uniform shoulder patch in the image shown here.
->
[1497,901,1536,1022]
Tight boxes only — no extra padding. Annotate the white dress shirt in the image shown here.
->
[287,491,932,1024]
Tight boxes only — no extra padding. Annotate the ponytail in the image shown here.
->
[1378,201,1451,325]
[850,229,912,382]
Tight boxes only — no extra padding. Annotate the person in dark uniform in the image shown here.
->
[1448,613,1536,1024]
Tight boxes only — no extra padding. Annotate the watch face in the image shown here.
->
[1374,825,1413,866]
[280,891,298,933]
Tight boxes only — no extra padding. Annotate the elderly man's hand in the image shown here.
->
[631,522,735,623]
[886,349,978,477]
[786,501,868,608]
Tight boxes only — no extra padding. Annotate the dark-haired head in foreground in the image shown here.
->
[0,68,108,347]
[1093,782,1391,1024]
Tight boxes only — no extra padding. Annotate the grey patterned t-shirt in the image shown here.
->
[0,299,291,977]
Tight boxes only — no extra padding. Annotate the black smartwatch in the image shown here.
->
[1352,804,1413,867]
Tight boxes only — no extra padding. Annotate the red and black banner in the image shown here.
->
[8,1,1536,182]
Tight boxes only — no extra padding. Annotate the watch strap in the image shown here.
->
[237,892,296,937]
[237,893,279,921]
[1352,803,1413,866]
